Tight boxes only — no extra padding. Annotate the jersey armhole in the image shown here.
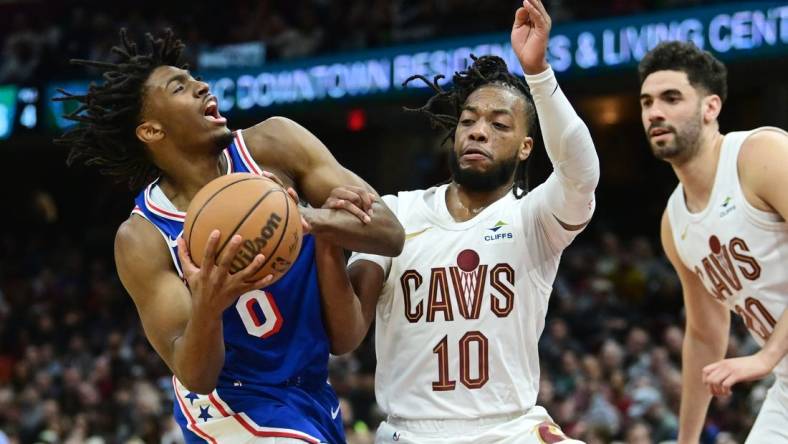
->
[130,212,184,278]
[513,194,557,296]
[664,194,694,271]
[735,127,788,229]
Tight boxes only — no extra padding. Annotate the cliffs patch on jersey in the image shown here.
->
[484,220,515,244]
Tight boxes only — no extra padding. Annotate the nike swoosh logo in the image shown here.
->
[331,405,340,420]
[405,227,431,240]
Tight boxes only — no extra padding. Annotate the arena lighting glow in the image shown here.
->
[43,2,788,130]
[347,109,367,132]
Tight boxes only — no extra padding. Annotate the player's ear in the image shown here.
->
[136,120,165,144]
[702,94,722,124]
[518,136,533,161]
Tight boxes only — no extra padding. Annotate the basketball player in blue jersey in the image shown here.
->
[54,30,404,443]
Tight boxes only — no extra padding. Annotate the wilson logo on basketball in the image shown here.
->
[231,213,282,272]
[184,173,302,287]
[399,248,515,323]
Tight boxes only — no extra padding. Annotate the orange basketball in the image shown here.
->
[183,173,302,285]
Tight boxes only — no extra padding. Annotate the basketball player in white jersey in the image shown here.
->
[342,1,598,442]
[639,41,788,443]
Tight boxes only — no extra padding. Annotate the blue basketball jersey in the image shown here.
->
[131,131,344,443]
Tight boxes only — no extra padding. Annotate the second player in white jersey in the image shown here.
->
[666,127,788,383]
[639,41,788,443]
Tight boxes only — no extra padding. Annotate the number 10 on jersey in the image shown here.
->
[432,331,489,391]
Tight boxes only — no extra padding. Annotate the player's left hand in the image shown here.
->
[702,352,775,397]
[511,0,551,75]
[323,185,374,224]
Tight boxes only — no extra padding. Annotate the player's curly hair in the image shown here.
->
[403,55,537,198]
[53,29,186,190]
[638,41,728,103]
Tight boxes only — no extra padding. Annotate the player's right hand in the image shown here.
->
[177,230,273,314]
[323,185,374,224]
[702,352,776,397]
[511,0,551,75]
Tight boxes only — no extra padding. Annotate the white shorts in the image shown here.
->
[374,406,584,444]
[746,378,788,444]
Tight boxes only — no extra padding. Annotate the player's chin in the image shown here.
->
[203,120,231,137]
[651,143,678,160]
[458,158,492,171]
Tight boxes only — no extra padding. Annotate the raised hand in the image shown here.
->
[511,0,551,74]
[177,230,273,315]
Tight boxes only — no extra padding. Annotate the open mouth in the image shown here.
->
[203,98,227,125]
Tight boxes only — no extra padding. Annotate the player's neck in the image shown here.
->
[673,130,724,213]
[157,151,226,211]
[446,181,510,222]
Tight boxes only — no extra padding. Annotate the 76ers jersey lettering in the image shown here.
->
[667,127,788,383]
[350,181,583,420]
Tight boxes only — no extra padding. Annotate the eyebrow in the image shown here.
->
[639,89,683,100]
[462,105,514,116]
[165,72,189,89]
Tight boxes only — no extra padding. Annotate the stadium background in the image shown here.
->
[1,0,787,443]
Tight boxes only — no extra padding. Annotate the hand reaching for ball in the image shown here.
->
[177,231,274,314]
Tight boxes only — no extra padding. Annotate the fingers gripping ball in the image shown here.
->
[183,173,303,285]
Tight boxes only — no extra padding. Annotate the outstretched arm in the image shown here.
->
[243,117,404,256]
[512,0,599,230]
[312,189,389,354]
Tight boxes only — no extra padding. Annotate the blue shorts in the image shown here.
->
[172,376,345,443]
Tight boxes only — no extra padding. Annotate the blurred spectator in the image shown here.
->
[624,420,652,444]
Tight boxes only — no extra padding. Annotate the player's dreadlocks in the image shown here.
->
[53,29,186,190]
[403,55,538,198]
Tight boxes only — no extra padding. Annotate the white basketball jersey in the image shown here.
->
[667,127,788,383]
[350,182,580,420]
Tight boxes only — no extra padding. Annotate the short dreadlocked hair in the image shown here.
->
[54,29,186,190]
[403,55,537,198]
[639,41,727,103]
